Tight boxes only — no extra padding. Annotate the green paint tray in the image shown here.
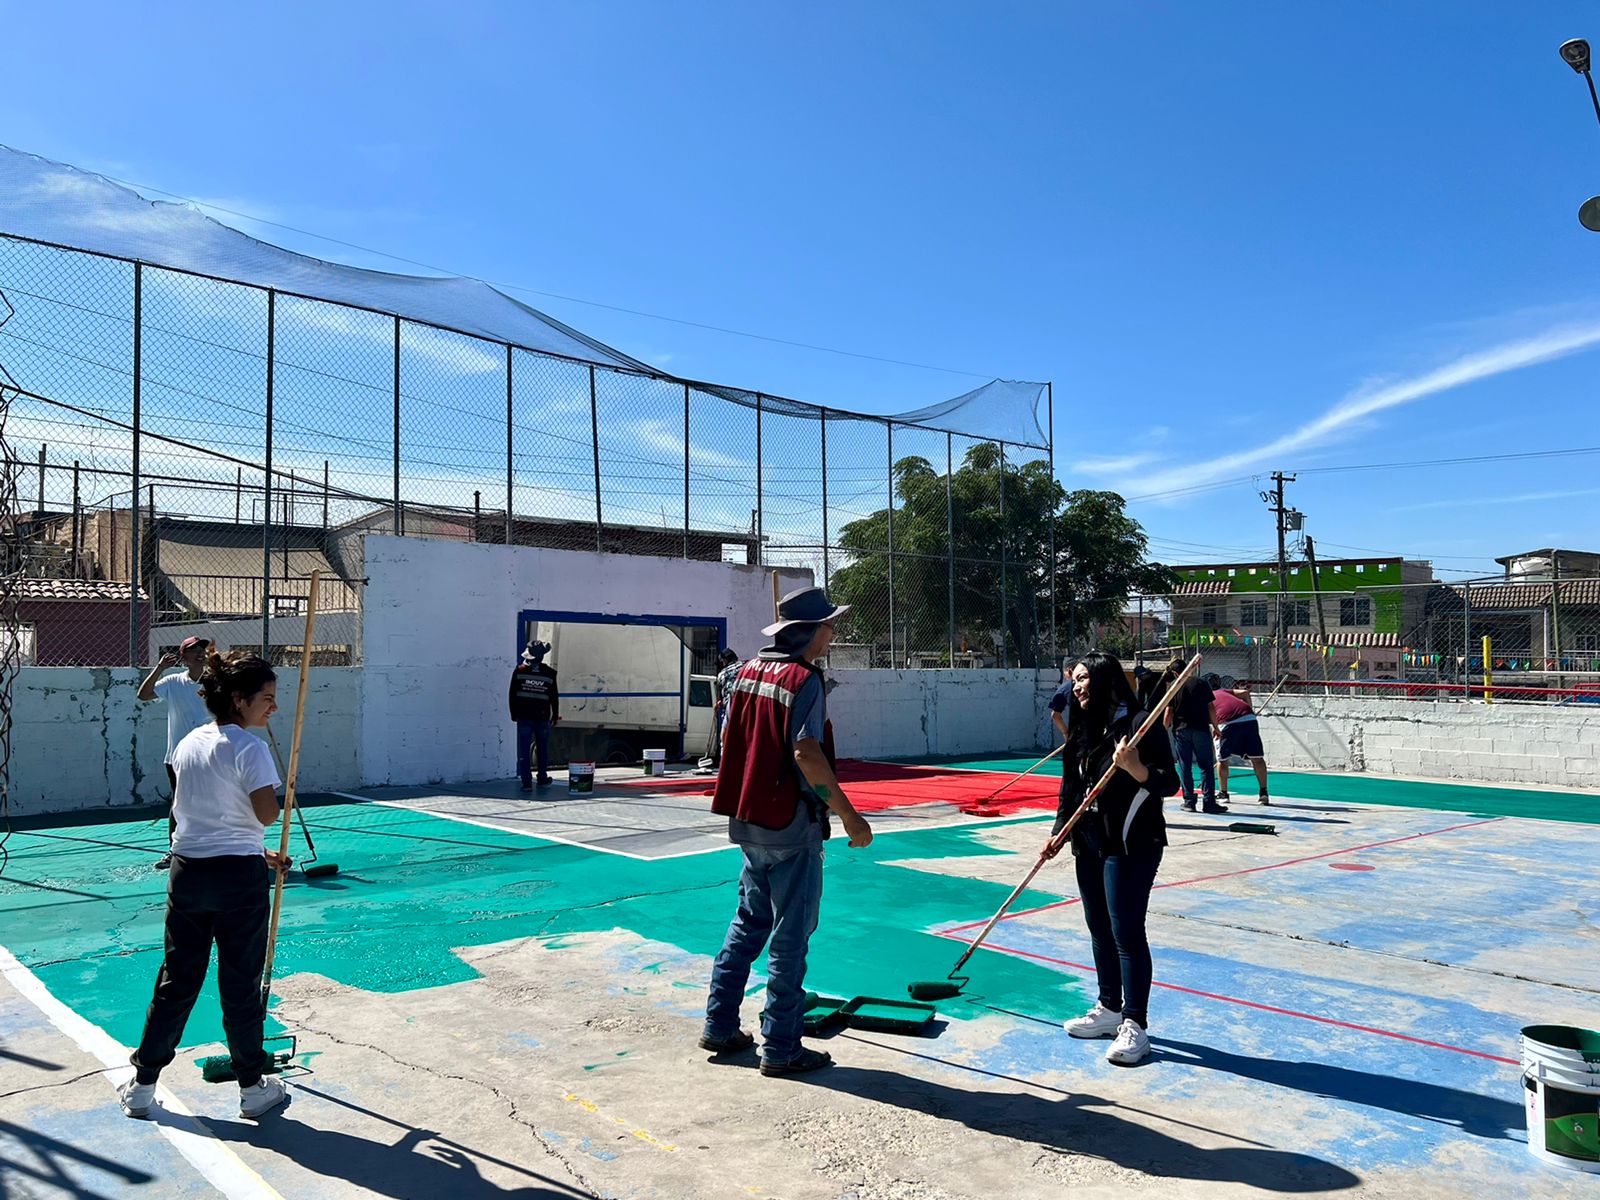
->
[802,993,848,1033]
[839,995,937,1034]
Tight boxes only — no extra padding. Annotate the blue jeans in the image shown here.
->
[704,843,824,1063]
[1173,727,1216,803]
[1075,846,1163,1028]
[516,719,552,785]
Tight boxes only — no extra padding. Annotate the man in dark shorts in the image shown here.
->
[1214,682,1270,805]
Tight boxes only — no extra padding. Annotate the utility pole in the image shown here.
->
[1261,472,1298,679]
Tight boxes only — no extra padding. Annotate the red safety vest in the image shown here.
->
[711,656,836,830]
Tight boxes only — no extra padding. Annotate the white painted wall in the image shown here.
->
[827,669,1059,760]
[8,667,362,815]
[359,536,809,786]
[1262,696,1600,788]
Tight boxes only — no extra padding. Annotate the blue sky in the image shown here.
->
[6,2,1600,578]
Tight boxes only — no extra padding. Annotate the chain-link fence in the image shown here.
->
[1,234,1056,670]
[1099,578,1600,705]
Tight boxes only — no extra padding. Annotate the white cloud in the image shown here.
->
[1074,452,1160,476]
[1392,485,1600,513]
[1123,320,1600,500]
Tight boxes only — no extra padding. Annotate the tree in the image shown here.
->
[828,443,1172,667]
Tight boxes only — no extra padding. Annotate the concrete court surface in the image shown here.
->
[1,760,1598,1199]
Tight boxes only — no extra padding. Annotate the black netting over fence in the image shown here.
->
[0,148,1054,670]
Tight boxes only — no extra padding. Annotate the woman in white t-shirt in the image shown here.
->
[119,651,291,1122]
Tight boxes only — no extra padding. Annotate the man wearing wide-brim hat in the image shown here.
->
[702,586,874,1076]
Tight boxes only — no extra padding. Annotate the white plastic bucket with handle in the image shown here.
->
[643,748,667,777]
[1522,1025,1600,1173]
[568,761,596,794]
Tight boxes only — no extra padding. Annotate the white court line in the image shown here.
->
[0,944,285,1200]
[327,790,1035,861]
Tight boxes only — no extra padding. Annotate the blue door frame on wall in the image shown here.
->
[515,609,729,759]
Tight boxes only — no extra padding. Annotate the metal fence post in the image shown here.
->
[755,392,764,568]
[999,441,1008,668]
[392,315,401,534]
[505,345,514,546]
[322,460,330,530]
[71,460,81,576]
[946,431,955,666]
[35,444,44,514]
[683,383,690,559]
[820,409,830,589]
[589,366,602,551]
[262,289,276,658]
[886,422,895,669]
[129,263,142,667]
[1047,382,1056,668]
[1462,579,1472,697]
[1551,554,1564,691]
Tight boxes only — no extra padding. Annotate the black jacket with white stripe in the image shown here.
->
[1052,705,1179,858]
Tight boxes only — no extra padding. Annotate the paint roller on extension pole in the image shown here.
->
[907,653,1205,1002]
[959,743,1067,816]
[201,569,323,1083]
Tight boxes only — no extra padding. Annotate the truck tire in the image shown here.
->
[601,738,635,766]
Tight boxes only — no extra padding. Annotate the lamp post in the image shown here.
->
[1558,38,1600,230]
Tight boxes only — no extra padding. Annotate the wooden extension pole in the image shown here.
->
[260,569,321,1012]
[947,654,1204,979]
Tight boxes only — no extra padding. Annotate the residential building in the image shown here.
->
[1167,557,1434,680]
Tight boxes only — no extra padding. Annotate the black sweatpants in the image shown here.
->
[131,854,271,1087]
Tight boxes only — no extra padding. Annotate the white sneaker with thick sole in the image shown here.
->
[1063,1002,1123,1039]
[239,1076,288,1118]
[1106,1019,1151,1065]
[118,1079,156,1118]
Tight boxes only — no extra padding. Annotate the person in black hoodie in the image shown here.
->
[1048,650,1179,1066]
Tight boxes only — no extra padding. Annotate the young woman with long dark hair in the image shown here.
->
[1049,650,1179,1065]
[119,650,290,1120]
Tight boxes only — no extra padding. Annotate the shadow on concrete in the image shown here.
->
[0,1044,63,1071]
[794,1065,1361,1192]
[1155,1038,1524,1140]
[0,1119,155,1198]
[200,1087,594,1199]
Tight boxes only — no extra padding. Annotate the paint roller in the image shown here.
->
[200,570,325,1083]
[907,654,1205,1002]
[959,743,1067,816]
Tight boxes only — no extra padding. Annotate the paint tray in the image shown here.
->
[839,995,937,1034]
[802,993,848,1033]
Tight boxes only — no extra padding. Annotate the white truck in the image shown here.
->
[523,618,717,765]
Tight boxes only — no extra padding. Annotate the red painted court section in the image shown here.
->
[609,760,1060,814]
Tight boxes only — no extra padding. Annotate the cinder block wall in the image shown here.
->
[1262,696,1600,788]
[7,666,362,815]
[827,669,1059,760]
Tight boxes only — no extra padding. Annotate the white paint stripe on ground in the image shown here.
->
[0,943,285,1200]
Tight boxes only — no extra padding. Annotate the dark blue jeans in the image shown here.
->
[704,843,824,1064]
[1173,727,1216,802]
[516,719,552,785]
[131,854,270,1087]
[1074,846,1163,1028]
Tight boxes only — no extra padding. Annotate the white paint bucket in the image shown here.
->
[643,748,667,777]
[568,761,596,794]
[1522,1025,1600,1173]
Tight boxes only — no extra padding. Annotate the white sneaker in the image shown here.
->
[239,1076,288,1118]
[1064,1002,1123,1039]
[1106,1019,1151,1065]
[118,1079,156,1118]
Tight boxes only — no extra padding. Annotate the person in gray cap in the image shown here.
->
[702,586,874,1076]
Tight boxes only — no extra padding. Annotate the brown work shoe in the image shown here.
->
[698,1030,755,1054]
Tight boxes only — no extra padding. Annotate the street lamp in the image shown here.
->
[1559,38,1600,230]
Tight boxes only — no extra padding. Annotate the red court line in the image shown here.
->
[944,938,1519,1066]
[940,816,1508,934]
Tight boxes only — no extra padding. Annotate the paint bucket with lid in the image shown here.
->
[1522,1024,1600,1173]
[643,748,667,777]
[568,761,596,794]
